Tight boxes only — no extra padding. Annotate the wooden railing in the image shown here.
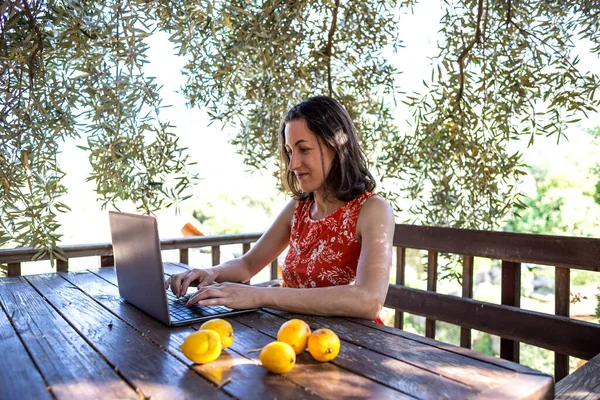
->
[388,224,600,383]
[0,233,277,279]
[2,224,599,385]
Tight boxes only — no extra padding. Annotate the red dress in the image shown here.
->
[282,192,384,324]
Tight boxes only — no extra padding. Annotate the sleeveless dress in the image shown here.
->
[282,192,384,324]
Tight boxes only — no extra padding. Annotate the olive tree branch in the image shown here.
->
[509,20,583,80]
[21,0,43,90]
[456,0,484,109]
[325,0,340,96]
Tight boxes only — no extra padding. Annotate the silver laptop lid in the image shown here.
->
[108,211,170,324]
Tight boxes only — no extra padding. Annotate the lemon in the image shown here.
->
[277,319,311,355]
[180,329,222,364]
[307,328,340,362]
[200,318,234,349]
[259,341,296,374]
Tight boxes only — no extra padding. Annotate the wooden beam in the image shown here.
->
[384,284,600,360]
[179,248,189,265]
[393,224,600,272]
[8,263,20,277]
[211,246,220,266]
[100,255,114,267]
[501,261,521,362]
[555,266,570,382]
[460,255,474,348]
[394,247,406,330]
[425,251,437,339]
[56,259,68,273]
[271,259,278,280]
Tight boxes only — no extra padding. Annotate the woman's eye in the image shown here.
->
[300,148,309,153]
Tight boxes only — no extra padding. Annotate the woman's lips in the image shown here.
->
[296,173,308,181]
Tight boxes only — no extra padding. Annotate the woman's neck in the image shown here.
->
[311,191,345,220]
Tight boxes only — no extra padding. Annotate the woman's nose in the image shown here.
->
[288,153,300,171]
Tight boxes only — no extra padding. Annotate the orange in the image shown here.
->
[277,319,311,355]
[259,341,296,374]
[200,318,234,349]
[180,329,222,364]
[307,328,340,362]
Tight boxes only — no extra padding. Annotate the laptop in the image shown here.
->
[108,211,259,326]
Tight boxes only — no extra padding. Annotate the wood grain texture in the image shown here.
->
[25,273,229,400]
[7,262,20,277]
[395,247,406,330]
[0,278,52,400]
[0,276,137,400]
[555,352,600,399]
[426,251,438,339]
[234,310,476,399]
[393,224,600,272]
[266,310,519,390]
[385,284,600,360]
[555,266,571,382]
[500,261,521,363]
[479,373,554,400]
[65,269,320,400]
[349,317,547,375]
[460,255,474,349]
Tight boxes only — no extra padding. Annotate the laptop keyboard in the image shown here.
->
[166,290,234,322]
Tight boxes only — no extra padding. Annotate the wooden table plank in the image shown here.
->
[0,278,52,400]
[62,270,321,400]
[268,311,518,391]
[555,352,600,399]
[232,311,478,399]
[350,317,549,375]
[479,373,554,399]
[79,266,554,399]
[86,267,404,399]
[25,273,229,400]
[0,277,138,400]
[227,316,412,399]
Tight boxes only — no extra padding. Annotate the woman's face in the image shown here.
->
[284,119,336,194]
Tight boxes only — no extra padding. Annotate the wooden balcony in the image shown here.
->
[1,225,599,397]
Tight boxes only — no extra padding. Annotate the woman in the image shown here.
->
[165,96,395,321]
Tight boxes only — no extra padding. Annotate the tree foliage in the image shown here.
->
[2,0,600,257]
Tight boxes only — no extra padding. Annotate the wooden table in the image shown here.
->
[0,263,554,399]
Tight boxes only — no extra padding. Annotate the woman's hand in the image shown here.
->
[164,268,217,297]
[185,282,261,310]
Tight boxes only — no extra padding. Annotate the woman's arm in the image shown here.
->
[166,200,295,296]
[187,196,395,320]
[260,195,395,319]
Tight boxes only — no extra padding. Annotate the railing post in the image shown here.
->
[460,255,474,348]
[270,259,278,280]
[179,248,189,265]
[57,259,68,272]
[501,260,521,362]
[100,255,114,267]
[395,247,406,330]
[211,246,220,266]
[555,266,570,382]
[8,262,21,277]
[243,243,250,255]
[425,251,438,339]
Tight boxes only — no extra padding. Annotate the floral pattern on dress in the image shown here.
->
[282,192,374,289]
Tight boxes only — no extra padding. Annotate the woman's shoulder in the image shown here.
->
[356,194,394,231]
[360,193,393,214]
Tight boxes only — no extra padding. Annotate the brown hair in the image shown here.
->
[278,96,375,202]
